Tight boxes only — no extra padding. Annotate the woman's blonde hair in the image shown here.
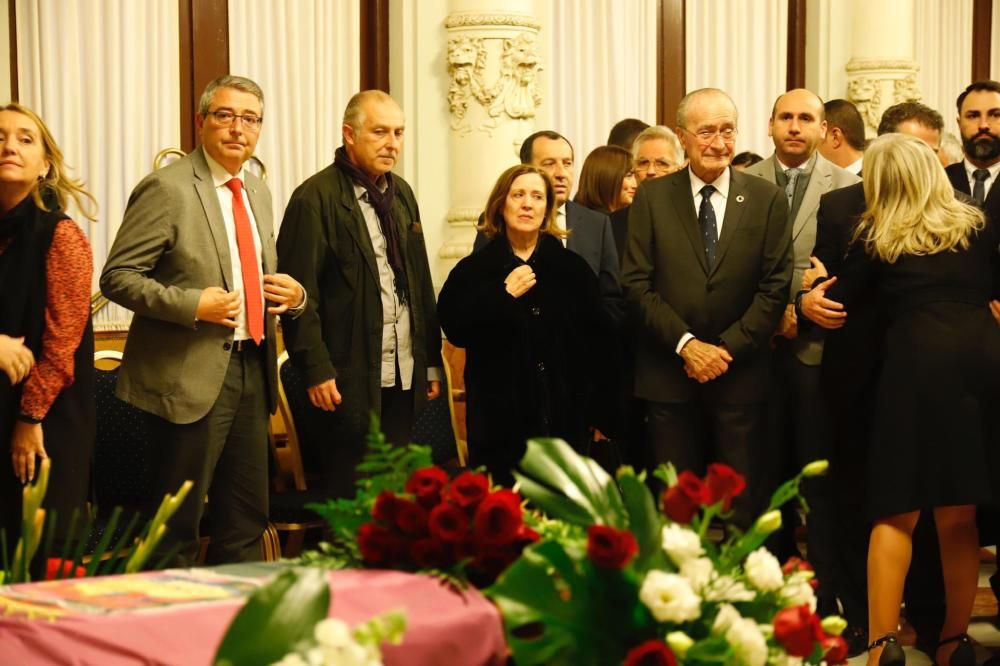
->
[477,164,567,240]
[0,102,98,221]
[858,132,983,263]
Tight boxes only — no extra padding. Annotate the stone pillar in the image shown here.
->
[439,0,542,276]
[845,0,921,137]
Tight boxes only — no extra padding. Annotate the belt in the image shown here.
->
[231,339,260,353]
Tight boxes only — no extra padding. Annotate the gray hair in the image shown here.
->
[343,90,398,132]
[632,125,685,166]
[676,88,738,129]
[198,75,264,116]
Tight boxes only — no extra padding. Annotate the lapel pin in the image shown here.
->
[736,194,745,203]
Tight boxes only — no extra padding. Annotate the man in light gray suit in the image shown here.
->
[745,88,858,614]
[101,75,304,565]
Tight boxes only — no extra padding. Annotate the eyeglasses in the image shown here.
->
[634,158,675,173]
[206,109,263,130]
[681,127,738,143]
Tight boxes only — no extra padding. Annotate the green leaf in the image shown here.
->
[684,634,733,663]
[616,471,662,572]
[511,474,599,527]
[214,567,330,666]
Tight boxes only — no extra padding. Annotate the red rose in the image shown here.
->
[358,522,400,565]
[445,471,490,509]
[587,525,639,569]
[661,471,708,523]
[393,498,429,536]
[773,605,825,657]
[428,502,471,542]
[406,466,449,507]
[822,636,849,665]
[44,558,86,580]
[409,537,452,569]
[451,536,478,563]
[782,556,819,589]
[474,541,520,578]
[623,640,678,666]
[372,490,398,523]
[514,524,540,548]
[474,489,523,545]
[705,463,746,511]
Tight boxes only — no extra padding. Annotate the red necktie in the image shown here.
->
[225,178,264,344]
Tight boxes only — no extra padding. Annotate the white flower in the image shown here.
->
[667,631,695,657]
[712,603,742,633]
[704,574,755,602]
[726,617,768,666]
[781,576,817,611]
[314,618,354,648]
[661,524,705,566]
[680,557,714,592]
[639,570,702,623]
[744,548,783,592]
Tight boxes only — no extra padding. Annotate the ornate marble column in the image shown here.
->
[845,0,922,137]
[439,0,542,274]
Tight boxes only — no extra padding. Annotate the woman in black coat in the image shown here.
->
[438,165,611,485]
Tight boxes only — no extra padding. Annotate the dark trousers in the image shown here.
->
[146,344,269,566]
[313,374,414,499]
[645,391,763,528]
[762,346,838,613]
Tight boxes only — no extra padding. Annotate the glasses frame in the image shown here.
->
[680,126,738,144]
[206,109,263,131]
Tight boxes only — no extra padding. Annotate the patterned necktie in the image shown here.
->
[698,184,718,268]
[225,178,264,344]
[973,168,990,205]
[785,167,802,211]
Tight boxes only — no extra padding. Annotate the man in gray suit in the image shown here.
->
[622,88,792,525]
[744,88,859,613]
[101,75,304,565]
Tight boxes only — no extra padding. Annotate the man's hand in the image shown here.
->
[504,265,536,298]
[264,273,305,314]
[11,421,46,484]
[802,255,828,290]
[800,276,846,329]
[990,299,1000,327]
[196,287,241,328]
[0,335,34,385]
[680,338,732,383]
[427,380,441,401]
[776,304,798,340]
[307,378,342,412]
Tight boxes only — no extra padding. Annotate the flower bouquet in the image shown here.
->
[486,438,845,666]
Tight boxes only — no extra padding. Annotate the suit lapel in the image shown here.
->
[191,148,235,289]
[670,170,710,275]
[565,202,579,253]
[793,160,829,241]
[713,170,748,275]
[244,173,275,274]
[337,170,380,285]
[946,163,971,195]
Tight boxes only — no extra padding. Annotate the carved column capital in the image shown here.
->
[845,59,921,136]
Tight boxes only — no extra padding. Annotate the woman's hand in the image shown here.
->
[0,335,34,385]
[504,265,536,298]
[11,421,46,484]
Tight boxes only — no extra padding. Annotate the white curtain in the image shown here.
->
[228,0,361,229]
[914,0,973,137]
[15,0,181,330]
[685,0,788,159]
[542,0,658,171]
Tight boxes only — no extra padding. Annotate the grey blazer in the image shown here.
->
[100,147,279,423]
[744,153,859,365]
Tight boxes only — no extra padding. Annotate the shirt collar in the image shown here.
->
[963,158,1000,181]
[847,156,863,175]
[689,166,731,200]
[352,176,389,201]
[775,152,816,175]
[203,151,246,189]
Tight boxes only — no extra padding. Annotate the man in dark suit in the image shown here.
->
[621,88,792,524]
[473,131,624,324]
[947,81,1000,242]
[817,99,866,176]
[277,91,443,499]
[101,76,305,565]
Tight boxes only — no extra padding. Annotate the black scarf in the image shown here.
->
[334,146,409,305]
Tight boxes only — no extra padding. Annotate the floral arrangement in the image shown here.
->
[214,567,406,666]
[357,467,539,586]
[486,438,846,666]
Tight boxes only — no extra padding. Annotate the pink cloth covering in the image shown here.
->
[0,569,508,666]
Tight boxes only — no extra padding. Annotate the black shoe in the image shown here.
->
[869,633,905,666]
[844,625,869,659]
[935,634,974,666]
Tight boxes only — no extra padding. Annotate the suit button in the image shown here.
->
[530,306,541,316]
[223,342,232,351]
[536,362,545,372]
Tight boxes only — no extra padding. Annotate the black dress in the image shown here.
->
[829,220,1000,519]
[438,234,612,484]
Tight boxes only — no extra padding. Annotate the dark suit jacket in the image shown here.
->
[621,167,792,403]
[101,147,279,423]
[474,201,625,323]
[610,205,630,267]
[947,161,1000,297]
[277,164,442,436]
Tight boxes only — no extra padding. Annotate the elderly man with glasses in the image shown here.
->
[621,87,792,526]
